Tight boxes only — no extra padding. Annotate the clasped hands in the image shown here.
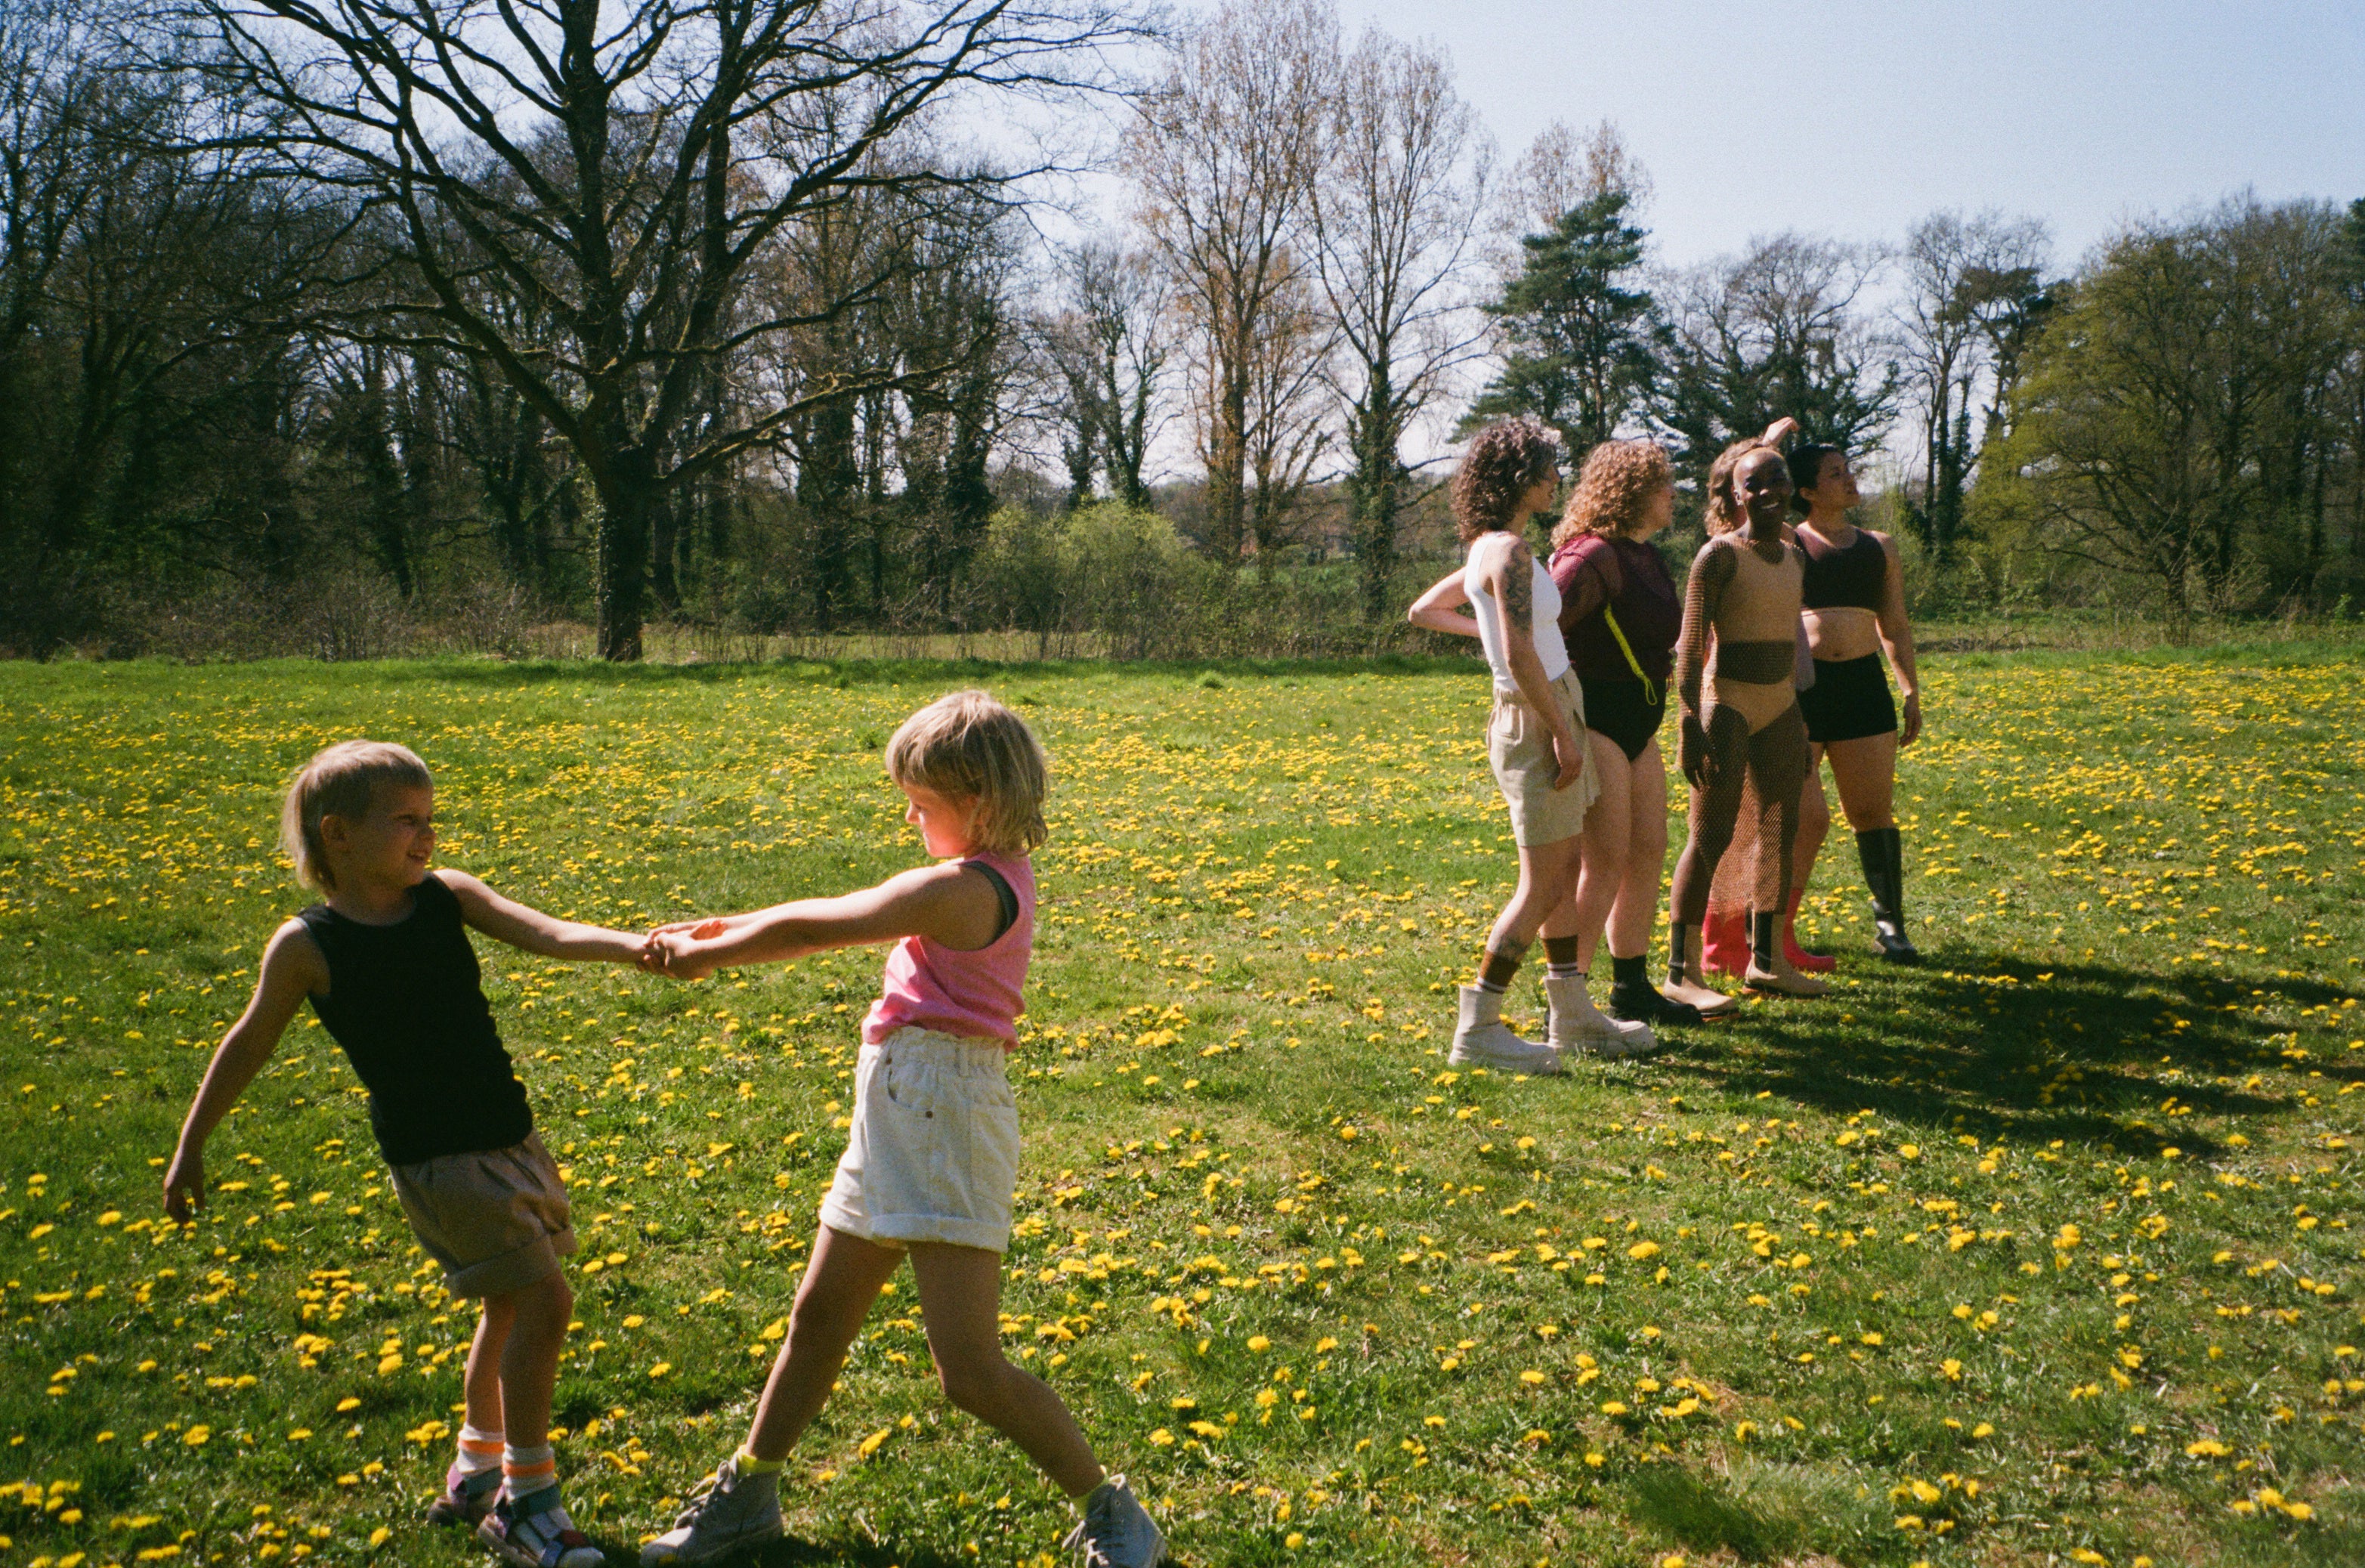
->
[635,919,729,980]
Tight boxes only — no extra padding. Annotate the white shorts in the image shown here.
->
[819,1027,1021,1254]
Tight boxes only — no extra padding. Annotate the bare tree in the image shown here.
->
[1492,117,1651,275]
[1309,26,1489,619]
[1656,234,1897,496]
[1894,209,2048,561]
[1239,246,1332,563]
[1036,238,1169,509]
[1126,0,1337,564]
[168,0,1148,658]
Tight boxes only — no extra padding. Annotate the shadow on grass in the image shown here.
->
[1656,951,2363,1156]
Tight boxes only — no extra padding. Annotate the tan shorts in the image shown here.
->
[821,1027,1021,1254]
[1488,668,1600,846]
[388,1132,575,1299]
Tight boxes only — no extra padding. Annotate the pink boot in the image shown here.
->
[1702,909,1752,976]
[1782,889,1835,974]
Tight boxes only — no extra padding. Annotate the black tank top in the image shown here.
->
[295,874,532,1166]
[1798,527,1886,613]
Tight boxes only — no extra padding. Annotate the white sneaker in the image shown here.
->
[1062,1474,1165,1567]
[1545,973,1659,1058]
[1448,985,1562,1075]
[638,1458,783,1566]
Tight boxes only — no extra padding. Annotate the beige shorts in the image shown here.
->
[821,1027,1021,1254]
[1488,668,1600,846]
[388,1132,575,1299]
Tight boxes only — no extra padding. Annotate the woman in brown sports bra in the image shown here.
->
[1663,438,1829,1005]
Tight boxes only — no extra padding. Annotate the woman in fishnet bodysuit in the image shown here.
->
[1665,440,1829,1005]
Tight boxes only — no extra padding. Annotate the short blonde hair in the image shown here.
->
[280,740,432,891]
[1553,440,1672,549]
[884,691,1049,855]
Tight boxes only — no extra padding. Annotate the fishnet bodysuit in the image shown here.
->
[1671,536,1811,924]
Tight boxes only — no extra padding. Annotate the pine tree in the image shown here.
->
[1463,190,1659,453]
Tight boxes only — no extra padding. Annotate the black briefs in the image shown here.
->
[1798,652,1897,744]
[1581,676,1666,763]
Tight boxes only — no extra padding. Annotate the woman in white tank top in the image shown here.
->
[1408,419,1655,1069]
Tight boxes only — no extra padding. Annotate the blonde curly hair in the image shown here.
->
[1552,440,1671,551]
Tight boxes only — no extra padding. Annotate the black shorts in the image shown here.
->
[1798,653,1897,744]
[1579,676,1666,762]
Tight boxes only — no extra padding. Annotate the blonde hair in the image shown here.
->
[1553,440,1671,550]
[884,691,1049,855]
[279,740,432,891]
[1703,438,1781,537]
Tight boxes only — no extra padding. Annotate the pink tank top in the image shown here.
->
[862,852,1034,1046]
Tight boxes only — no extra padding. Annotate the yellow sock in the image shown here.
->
[734,1446,784,1477]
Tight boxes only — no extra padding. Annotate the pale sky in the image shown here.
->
[1326,0,2365,269]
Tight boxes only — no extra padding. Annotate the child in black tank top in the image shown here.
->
[164,741,654,1568]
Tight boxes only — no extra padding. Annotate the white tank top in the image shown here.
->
[1463,533,1570,697]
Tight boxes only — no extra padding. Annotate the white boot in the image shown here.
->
[1449,985,1561,1075]
[1546,972,1658,1058]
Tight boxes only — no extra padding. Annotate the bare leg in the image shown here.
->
[1561,731,1633,968]
[1793,750,1831,911]
[490,1270,573,1449]
[910,1242,1105,1498]
[1606,741,1668,960]
[462,1294,517,1437]
[744,1225,906,1463]
[1485,833,1584,960]
[1823,731,1899,830]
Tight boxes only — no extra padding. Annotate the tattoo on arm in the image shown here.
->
[1501,541,1533,634]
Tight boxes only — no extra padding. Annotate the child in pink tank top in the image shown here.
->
[638,691,1164,1567]
[864,846,1034,1044]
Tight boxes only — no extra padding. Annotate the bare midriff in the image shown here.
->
[1804,605,1881,661]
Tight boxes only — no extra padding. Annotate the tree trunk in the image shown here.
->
[592,456,653,662]
[1349,371,1399,623]
[650,486,682,615]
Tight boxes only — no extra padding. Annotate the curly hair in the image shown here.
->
[1702,438,1787,537]
[1451,417,1560,542]
[1552,440,1672,551]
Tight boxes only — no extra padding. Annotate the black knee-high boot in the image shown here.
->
[1855,826,1919,963]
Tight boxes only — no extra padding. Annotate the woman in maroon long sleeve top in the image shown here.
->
[1537,440,1717,1025]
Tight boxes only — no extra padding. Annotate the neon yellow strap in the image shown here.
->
[1600,604,1662,707]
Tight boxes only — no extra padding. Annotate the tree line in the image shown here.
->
[5,0,2360,660]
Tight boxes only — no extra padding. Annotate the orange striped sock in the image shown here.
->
[502,1443,557,1506]
[456,1424,504,1476]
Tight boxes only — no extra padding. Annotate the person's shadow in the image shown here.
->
[1654,949,2360,1158]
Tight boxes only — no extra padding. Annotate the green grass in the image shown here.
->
[0,647,2359,1567]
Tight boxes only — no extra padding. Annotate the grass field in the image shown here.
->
[1,645,2359,1568]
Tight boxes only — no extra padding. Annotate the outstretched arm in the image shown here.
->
[165,921,323,1220]
[1406,568,1478,637]
[441,870,650,964]
[652,861,1001,981]
[1872,532,1923,745]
